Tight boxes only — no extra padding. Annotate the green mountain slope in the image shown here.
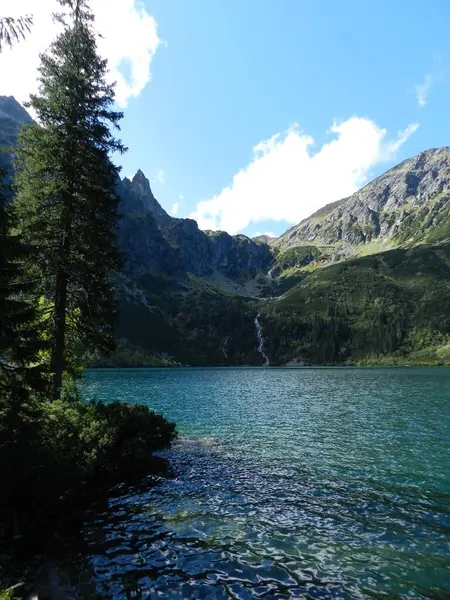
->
[95,242,450,367]
[91,273,261,367]
[260,243,450,365]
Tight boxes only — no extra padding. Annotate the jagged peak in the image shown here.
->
[0,95,33,123]
[130,169,157,200]
[131,169,152,189]
[120,168,172,227]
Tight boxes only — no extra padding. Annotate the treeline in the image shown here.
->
[113,273,265,366]
[260,246,450,365]
[110,244,450,368]
[0,0,176,581]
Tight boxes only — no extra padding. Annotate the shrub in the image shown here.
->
[0,395,177,536]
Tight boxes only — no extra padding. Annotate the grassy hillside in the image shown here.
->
[90,273,262,367]
[260,243,450,365]
[91,242,450,367]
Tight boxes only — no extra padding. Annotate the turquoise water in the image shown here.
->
[78,367,450,599]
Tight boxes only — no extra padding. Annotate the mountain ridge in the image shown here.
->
[0,96,274,294]
[275,146,450,254]
[4,95,450,366]
[4,94,450,280]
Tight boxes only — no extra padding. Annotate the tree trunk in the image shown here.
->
[50,269,68,399]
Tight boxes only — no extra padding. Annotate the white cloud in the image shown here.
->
[386,123,420,153]
[170,194,183,216]
[0,0,160,108]
[155,169,165,185]
[415,74,433,107]
[190,117,419,234]
[414,58,448,108]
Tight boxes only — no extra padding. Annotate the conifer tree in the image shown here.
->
[0,11,43,415]
[0,15,33,51]
[14,0,126,398]
[0,168,44,401]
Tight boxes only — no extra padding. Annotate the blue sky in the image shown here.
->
[2,0,450,237]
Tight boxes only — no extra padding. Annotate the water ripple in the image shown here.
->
[57,367,450,598]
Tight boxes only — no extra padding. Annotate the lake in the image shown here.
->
[66,367,449,598]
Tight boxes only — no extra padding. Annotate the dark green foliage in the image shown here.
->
[113,275,263,366]
[0,1,178,571]
[111,242,450,367]
[14,0,125,396]
[0,15,33,51]
[173,286,262,364]
[0,394,176,535]
[260,244,450,365]
[0,169,46,400]
[271,245,322,277]
[94,401,176,466]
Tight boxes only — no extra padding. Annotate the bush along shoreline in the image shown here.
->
[0,394,177,594]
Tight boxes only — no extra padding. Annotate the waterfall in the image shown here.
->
[221,336,229,358]
[254,314,269,366]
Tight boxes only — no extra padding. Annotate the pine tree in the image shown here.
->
[0,15,33,51]
[0,168,44,401]
[14,0,126,398]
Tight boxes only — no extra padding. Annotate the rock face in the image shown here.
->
[4,94,450,292]
[120,170,172,227]
[276,147,450,251]
[0,95,33,149]
[252,234,277,245]
[0,96,273,290]
[0,96,34,189]
[119,181,273,284]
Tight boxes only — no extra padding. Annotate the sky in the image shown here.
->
[1,0,450,238]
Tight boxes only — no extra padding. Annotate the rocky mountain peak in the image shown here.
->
[122,169,171,227]
[0,96,33,127]
[130,169,153,199]
[276,147,450,252]
[132,168,148,186]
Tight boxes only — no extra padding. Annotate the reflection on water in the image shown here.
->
[34,368,450,597]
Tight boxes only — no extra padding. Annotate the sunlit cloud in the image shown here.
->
[415,74,433,107]
[190,117,419,234]
[0,0,161,108]
[155,169,165,185]
[170,194,183,216]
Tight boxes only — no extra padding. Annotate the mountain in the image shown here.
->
[0,96,273,292]
[108,145,450,367]
[109,146,450,368]
[118,169,273,292]
[260,243,450,365]
[0,96,33,150]
[120,170,173,228]
[252,234,276,245]
[276,147,450,254]
[3,95,450,366]
[0,96,34,187]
